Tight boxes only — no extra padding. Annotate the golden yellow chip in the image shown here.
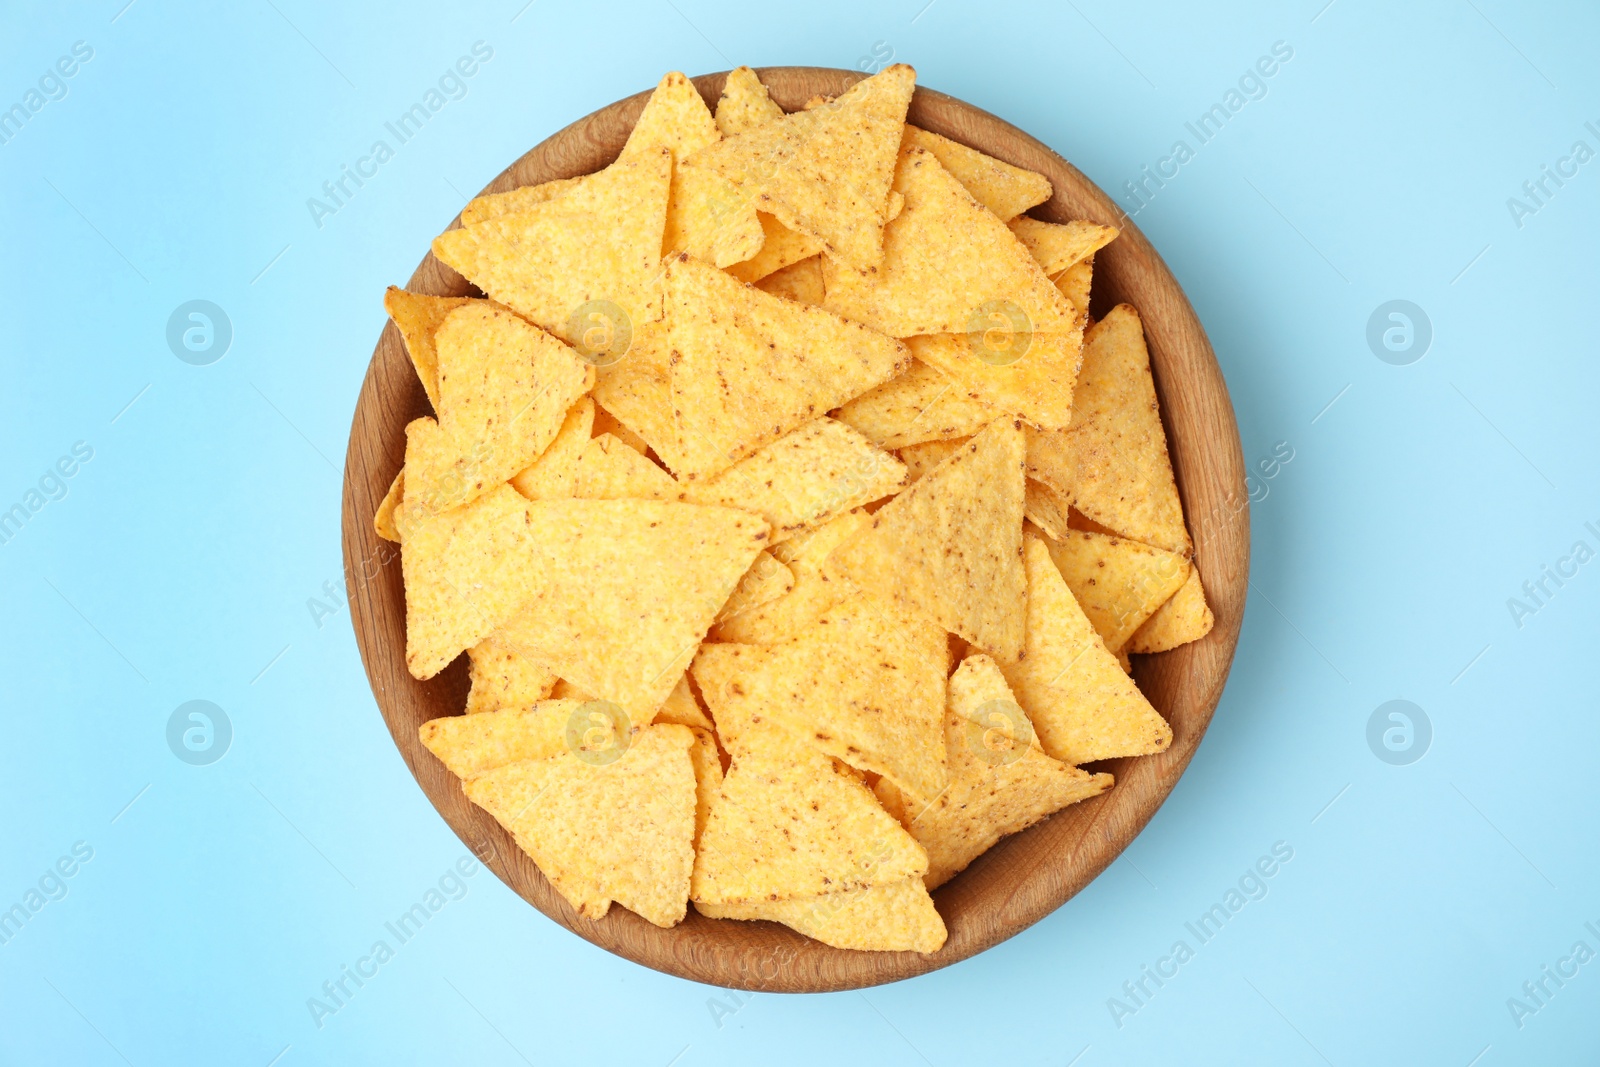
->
[648,673,712,732]
[686,726,723,847]
[510,397,595,500]
[464,634,559,713]
[726,211,825,283]
[1043,528,1189,651]
[664,255,909,479]
[590,403,649,455]
[382,287,480,409]
[374,469,404,542]
[896,437,965,485]
[402,304,595,516]
[906,327,1082,431]
[997,533,1171,764]
[1022,477,1072,543]
[460,175,587,228]
[827,418,1027,662]
[588,320,686,470]
[690,741,928,906]
[833,359,999,450]
[419,700,584,776]
[465,724,697,927]
[876,653,1112,888]
[822,146,1074,338]
[715,550,795,623]
[570,433,678,500]
[752,254,826,306]
[692,65,915,271]
[1007,217,1118,276]
[680,418,905,544]
[900,125,1051,222]
[714,66,783,136]
[432,147,672,345]
[696,876,946,953]
[693,593,949,798]
[486,498,768,720]
[1055,254,1094,318]
[710,510,870,644]
[692,644,811,761]
[1125,565,1213,653]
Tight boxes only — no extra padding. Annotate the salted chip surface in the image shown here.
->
[432,147,672,345]
[681,418,905,544]
[907,326,1083,431]
[693,594,949,797]
[896,437,965,485]
[1044,528,1189,652]
[665,255,909,479]
[690,741,927,906]
[753,254,826,306]
[876,654,1112,889]
[694,64,915,271]
[711,510,870,644]
[900,125,1051,222]
[821,145,1074,338]
[464,634,559,713]
[510,397,595,500]
[465,724,697,927]
[998,534,1171,765]
[715,550,795,623]
[827,418,1027,662]
[419,701,586,777]
[375,470,404,542]
[403,304,595,516]
[1026,305,1190,553]
[834,359,999,450]
[571,433,678,500]
[696,876,946,953]
[727,211,826,283]
[714,66,784,135]
[401,484,546,679]
[383,287,480,408]
[1008,217,1118,276]
[1124,561,1213,654]
[488,498,769,720]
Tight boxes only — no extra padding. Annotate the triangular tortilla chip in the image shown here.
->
[753,254,826,305]
[486,499,769,719]
[696,876,946,953]
[875,653,1112,889]
[403,305,595,516]
[465,724,697,926]
[571,434,678,500]
[693,64,915,271]
[821,145,1074,338]
[693,644,812,762]
[383,287,481,408]
[680,418,905,544]
[1025,305,1190,553]
[1055,255,1094,318]
[1022,477,1072,542]
[827,418,1027,662]
[896,436,966,485]
[400,484,545,679]
[690,741,927,906]
[686,726,723,848]
[1126,565,1213,653]
[1008,217,1118,276]
[726,211,826,283]
[997,534,1171,764]
[906,327,1082,431]
[714,66,784,136]
[710,510,871,644]
[900,125,1051,222]
[715,550,795,623]
[419,700,586,777]
[833,358,999,449]
[465,634,560,713]
[1043,528,1189,651]
[588,320,687,470]
[590,403,649,454]
[460,175,589,228]
[374,469,404,542]
[692,594,949,797]
[665,255,909,479]
[509,397,595,500]
[546,673,714,732]
[432,147,672,345]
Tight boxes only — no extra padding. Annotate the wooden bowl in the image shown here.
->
[341,67,1248,993]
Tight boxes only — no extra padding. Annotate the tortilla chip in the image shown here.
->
[1022,478,1073,542]
[715,550,795,623]
[465,634,560,713]
[726,211,826,283]
[896,437,966,485]
[383,287,481,409]
[1008,217,1118,276]
[375,469,405,542]
[571,433,678,500]
[907,327,1082,431]
[752,254,826,305]
[681,418,904,544]
[693,65,915,271]
[460,175,588,228]
[510,397,595,500]
[900,125,1051,222]
[1125,565,1213,653]
[419,700,586,777]
[997,534,1171,764]
[588,320,686,469]
[402,305,595,516]
[465,724,697,926]
[665,255,910,479]
[710,510,871,644]
[693,594,949,797]
[876,654,1112,888]
[590,403,649,454]
[827,418,1027,662]
[1025,306,1190,553]
[714,66,784,136]
[833,359,1000,450]
[692,644,811,762]
[400,484,546,679]
[432,147,672,345]
[486,498,769,720]
[653,672,715,731]
[687,726,723,847]
[1043,529,1189,651]
[1055,255,1093,318]
[696,876,945,952]
[822,146,1074,339]
[689,739,928,906]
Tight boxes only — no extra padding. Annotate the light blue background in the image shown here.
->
[2,1,1595,1063]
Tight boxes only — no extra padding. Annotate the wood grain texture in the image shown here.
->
[340,67,1249,993]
